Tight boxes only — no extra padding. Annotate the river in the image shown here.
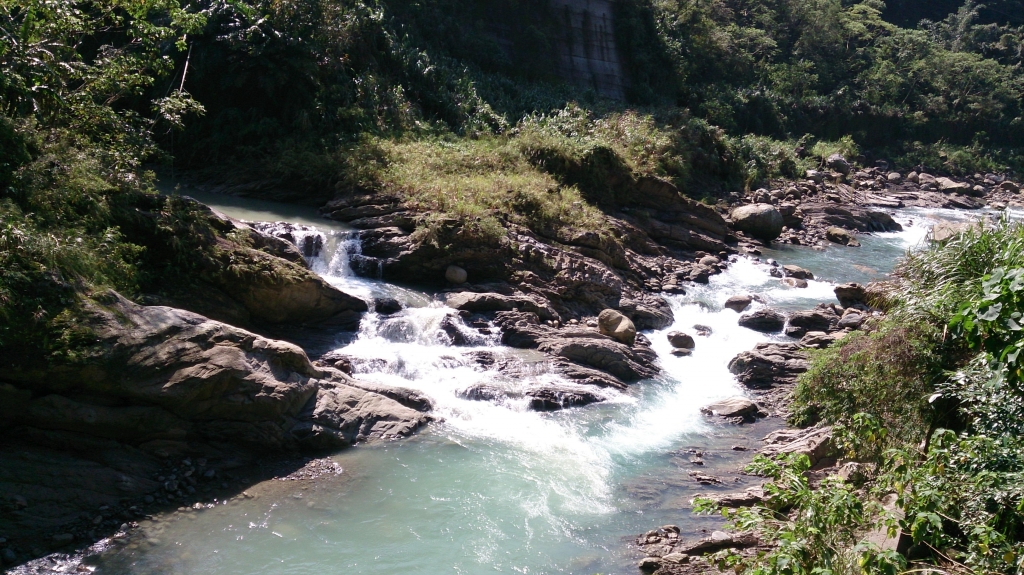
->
[89,189,983,575]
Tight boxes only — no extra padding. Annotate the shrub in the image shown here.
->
[791,322,948,445]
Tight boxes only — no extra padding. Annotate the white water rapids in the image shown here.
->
[93,192,977,575]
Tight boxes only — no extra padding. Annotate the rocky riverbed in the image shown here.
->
[0,160,1016,574]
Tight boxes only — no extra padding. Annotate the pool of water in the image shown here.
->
[104,189,967,575]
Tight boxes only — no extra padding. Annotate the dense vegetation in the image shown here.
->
[698,223,1024,574]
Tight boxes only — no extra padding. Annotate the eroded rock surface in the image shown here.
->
[0,292,429,545]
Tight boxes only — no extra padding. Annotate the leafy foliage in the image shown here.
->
[695,452,904,575]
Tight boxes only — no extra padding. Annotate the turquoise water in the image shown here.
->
[101,191,963,574]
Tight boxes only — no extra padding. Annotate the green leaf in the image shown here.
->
[978,303,1003,321]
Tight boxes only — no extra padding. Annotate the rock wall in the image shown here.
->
[550,0,625,99]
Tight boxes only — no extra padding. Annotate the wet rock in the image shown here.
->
[458,384,507,402]
[670,348,693,357]
[728,343,809,388]
[700,397,760,418]
[598,309,637,346]
[731,204,784,241]
[999,181,1020,193]
[446,292,558,322]
[527,387,603,411]
[373,297,402,315]
[667,331,696,349]
[799,204,903,233]
[688,471,724,485]
[674,531,759,556]
[724,295,753,313]
[784,306,840,338]
[693,324,713,337]
[825,227,860,247]
[834,283,867,307]
[537,338,655,382]
[782,265,813,280]
[5,292,427,452]
[826,153,851,175]
[782,277,808,288]
[738,309,786,333]
[551,358,629,390]
[445,265,468,284]
[439,314,472,346]
[620,297,674,330]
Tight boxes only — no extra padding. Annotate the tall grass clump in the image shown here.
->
[893,217,1024,321]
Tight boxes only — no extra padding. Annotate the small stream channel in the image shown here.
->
[91,188,985,574]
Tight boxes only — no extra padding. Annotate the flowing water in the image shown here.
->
[93,191,987,574]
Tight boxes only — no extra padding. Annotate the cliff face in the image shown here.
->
[550,0,625,99]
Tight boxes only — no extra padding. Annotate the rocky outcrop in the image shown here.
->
[538,338,656,382]
[458,383,603,411]
[1,292,428,451]
[797,204,903,234]
[760,427,834,467]
[320,182,728,324]
[0,292,429,547]
[728,343,809,388]
[494,311,658,384]
[446,291,558,321]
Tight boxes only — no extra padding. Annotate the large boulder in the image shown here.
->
[798,204,903,233]
[700,397,761,418]
[537,338,656,382]
[738,309,787,333]
[784,305,840,338]
[445,265,468,284]
[783,265,814,280]
[730,204,784,241]
[446,291,558,321]
[667,331,696,349]
[598,309,637,346]
[0,292,430,544]
[834,283,867,307]
[826,227,860,247]
[936,177,971,194]
[724,295,753,312]
[826,153,852,175]
[728,343,809,388]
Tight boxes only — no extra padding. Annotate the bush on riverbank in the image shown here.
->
[702,222,1024,574]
